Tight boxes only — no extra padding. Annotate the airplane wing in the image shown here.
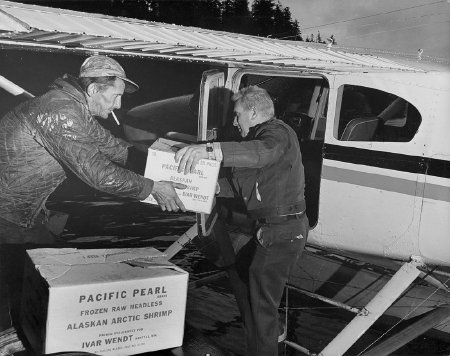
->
[0,0,424,73]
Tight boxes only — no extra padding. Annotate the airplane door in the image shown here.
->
[196,70,226,236]
[311,76,424,261]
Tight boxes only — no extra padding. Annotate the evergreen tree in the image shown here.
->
[292,19,303,41]
[19,0,303,42]
[251,0,276,37]
[251,0,301,40]
[273,4,301,40]
[221,0,252,34]
[25,0,151,20]
[147,1,222,29]
[108,0,151,20]
[317,31,322,43]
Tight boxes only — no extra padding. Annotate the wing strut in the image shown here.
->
[164,223,198,260]
[318,256,424,356]
[283,256,429,355]
[0,75,34,98]
[362,305,450,355]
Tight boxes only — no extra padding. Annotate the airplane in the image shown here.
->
[0,1,449,355]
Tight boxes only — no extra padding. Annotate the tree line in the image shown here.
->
[24,0,336,44]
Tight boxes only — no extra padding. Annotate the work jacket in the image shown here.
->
[0,75,153,228]
[219,118,305,219]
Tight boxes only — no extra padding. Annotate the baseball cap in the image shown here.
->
[79,55,139,93]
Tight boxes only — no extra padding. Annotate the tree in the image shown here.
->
[23,0,152,20]
[251,0,275,37]
[147,1,222,29]
[251,0,301,40]
[221,0,252,34]
[20,0,303,41]
[273,4,301,40]
[316,31,322,43]
[108,0,151,20]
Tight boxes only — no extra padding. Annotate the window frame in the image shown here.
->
[334,84,422,143]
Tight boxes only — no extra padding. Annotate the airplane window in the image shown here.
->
[337,85,421,142]
[238,74,328,143]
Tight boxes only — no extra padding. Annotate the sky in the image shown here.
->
[279,0,450,59]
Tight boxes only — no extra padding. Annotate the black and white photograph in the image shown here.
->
[0,1,449,355]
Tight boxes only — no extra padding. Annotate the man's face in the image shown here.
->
[233,100,254,138]
[89,78,125,119]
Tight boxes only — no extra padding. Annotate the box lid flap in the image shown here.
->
[26,247,186,286]
[150,138,188,153]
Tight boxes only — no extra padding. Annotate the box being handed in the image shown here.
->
[21,247,188,356]
[142,138,220,214]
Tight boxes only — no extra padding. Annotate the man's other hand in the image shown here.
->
[151,181,186,212]
[175,144,208,174]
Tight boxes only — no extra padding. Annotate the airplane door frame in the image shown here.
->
[197,69,226,142]
[196,69,226,236]
[197,67,332,236]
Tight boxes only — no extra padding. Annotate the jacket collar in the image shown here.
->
[49,74,88,108]
[247,117,277,139]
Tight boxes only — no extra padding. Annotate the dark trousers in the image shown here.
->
[217,215,308,356]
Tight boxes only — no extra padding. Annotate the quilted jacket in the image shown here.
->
[0,75,153,228]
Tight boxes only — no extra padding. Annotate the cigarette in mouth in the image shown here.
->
[111,111,120,125]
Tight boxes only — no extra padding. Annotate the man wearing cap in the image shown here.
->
[0,55,186,243]
[0,55,187,345]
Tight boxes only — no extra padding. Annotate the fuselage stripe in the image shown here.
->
[322,164,419,197]
[323,144,450,179]
[322,164,450,202]
[423,182,450,202]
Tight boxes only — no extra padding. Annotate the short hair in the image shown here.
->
[232,85,274,121]
[77,76,117,93]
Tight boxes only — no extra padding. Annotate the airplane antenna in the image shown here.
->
[326,35,335,51]
[417,48,424,60]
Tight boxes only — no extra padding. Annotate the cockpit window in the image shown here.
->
[336,85,421,142]
[236,74,328,142]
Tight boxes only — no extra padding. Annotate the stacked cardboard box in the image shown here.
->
[21,247,188,355]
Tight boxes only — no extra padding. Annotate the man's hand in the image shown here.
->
[175,144,208,174]
[151,181,187,212]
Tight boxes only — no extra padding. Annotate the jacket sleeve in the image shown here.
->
[90,122,131,166]
[35,103,153,200]
[220,125,287,168]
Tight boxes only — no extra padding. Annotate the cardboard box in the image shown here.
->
[142,138,220,214]
[21,247,188,355]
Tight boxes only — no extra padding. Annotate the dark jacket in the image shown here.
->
[0,75,153,228]
[219,118,305,218]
